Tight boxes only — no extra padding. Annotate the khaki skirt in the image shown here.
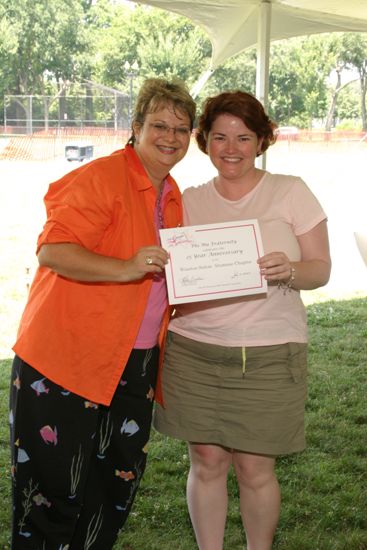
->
[154,331,308,456]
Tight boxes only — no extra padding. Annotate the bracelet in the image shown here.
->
[278,266,295,294]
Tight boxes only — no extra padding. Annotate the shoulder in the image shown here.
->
[265,172,325,227]
[45,150,126,205]
[78,149,131,192]
[264,172,305,187]
[88,148,126,176]
[263,172,312,197]
[182,179,214,202]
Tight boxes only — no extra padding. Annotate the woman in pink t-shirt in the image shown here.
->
[154,91,331,550]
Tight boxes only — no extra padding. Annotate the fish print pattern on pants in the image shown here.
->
[9,347,159,549]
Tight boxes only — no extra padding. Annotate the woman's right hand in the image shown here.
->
[122,245,170,281]
[38,242,169,283]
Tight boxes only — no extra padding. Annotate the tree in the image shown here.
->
[1,0,88,94]
[269,36,330,128]
[335,81,360,124]
[90,3,210,92]
[0,3,18,93]
[317,33,362,131]
[340,33,367,131]
[268,39,304,125]
[0,0,90,128]
[197,48,256,110]
[0,0,366,131]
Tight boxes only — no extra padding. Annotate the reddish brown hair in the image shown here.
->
[196,91,277,156]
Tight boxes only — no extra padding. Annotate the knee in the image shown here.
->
[233,454,276,491]
[189,444,231,483]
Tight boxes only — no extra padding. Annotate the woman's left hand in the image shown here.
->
[257,222,331,291]
[258,252,292,283]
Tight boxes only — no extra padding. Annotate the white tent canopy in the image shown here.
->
[130,0,367,105]
[129,1,367,167]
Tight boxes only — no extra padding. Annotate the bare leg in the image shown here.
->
[232,452,280,550]
[187,443,232,550]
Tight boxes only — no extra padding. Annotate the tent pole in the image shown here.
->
[256,0,272,169]
[190,68,214,99]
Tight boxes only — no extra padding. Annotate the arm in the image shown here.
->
[258,220,331,290]
[38,242,169,283]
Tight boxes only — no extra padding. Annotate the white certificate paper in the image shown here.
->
[159,219,267,304]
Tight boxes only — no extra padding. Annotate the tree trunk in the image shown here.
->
[325,68,342,131]
[360,71,367,131]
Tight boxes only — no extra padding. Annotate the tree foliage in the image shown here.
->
[339,33,367,130]
[0,0,366,130]
[196,49,256,112]
[0,0,88,95]
[94,4,209,89]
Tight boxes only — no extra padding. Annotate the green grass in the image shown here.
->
[1,298,366,549]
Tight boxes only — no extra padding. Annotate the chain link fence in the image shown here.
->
[3,92,130,134]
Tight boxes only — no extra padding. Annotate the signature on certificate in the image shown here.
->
[231,271,251,280]
[167,232,193,247]
[181,275,204,286]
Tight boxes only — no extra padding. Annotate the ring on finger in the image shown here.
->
[145,256,153,265]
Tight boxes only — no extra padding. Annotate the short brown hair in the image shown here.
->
[196,91,277,156]
[128,78,196,145]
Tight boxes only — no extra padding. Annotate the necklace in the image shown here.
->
[156,182,165,229]
[154,184,166,282]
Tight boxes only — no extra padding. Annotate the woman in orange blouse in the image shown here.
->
[10,78,195,549]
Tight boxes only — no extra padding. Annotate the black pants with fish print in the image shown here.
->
[9,348,159,549]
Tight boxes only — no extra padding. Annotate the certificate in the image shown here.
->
[159,219,267,304]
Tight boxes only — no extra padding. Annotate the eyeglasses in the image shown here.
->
[149,123,191,138]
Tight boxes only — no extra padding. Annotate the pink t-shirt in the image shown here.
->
[134,181,170,349]
[169,172,327,347]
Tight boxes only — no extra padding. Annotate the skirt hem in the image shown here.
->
[153,419,305,457]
